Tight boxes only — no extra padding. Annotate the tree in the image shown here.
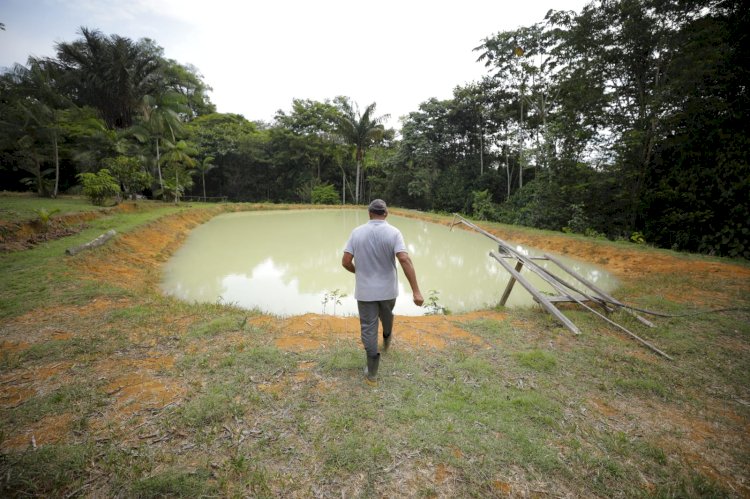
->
[131,91,185,199]
[1,60,73,197]
[334,99,389,204]
[159,140,197,203]
[194,155,215,201]
[161,60,216,119]
[185,113,259,200]
[642,0,750,257]
[53,27,163,129]
[476,22,559,187]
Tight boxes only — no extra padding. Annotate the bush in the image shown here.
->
[471,189,496,220]
[77,169,120,206]
[311,183,339,205]
[103,156,151,200]
[566,203,589,234]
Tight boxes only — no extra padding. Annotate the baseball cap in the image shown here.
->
[368,199,387,213]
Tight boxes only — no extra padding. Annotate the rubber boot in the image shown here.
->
[364,353,380,385]
[383,334,392,352]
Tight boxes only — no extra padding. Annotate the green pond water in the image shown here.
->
[161,209,617,316]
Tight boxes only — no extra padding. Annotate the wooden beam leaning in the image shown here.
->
[543,253,655,327]
[490,251,581,335]
[452,215,589,317]
[451,214,672,359]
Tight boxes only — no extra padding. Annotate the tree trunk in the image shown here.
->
[479,128,484,176]
[35,156,43,196]
[156,138,164,200]
[518,98,524,189]
[505,148,511,200]
[355,157,361,204]
[202,172,207,201]
[53,134,59,198]
[66,229,117,256]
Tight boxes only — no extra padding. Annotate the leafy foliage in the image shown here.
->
[311,183,339,205]
[103,156,151,199]
[77,168,120,205]
[471,190,496,221]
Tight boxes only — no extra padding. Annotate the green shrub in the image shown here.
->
[311,183,339,204]
[566,203,589,234]
[471,189,496,220]
[630,231,646,244]
[103,156,152,200]
[78,169,120,206]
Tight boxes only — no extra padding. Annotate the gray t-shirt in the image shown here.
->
[344,220,407,301]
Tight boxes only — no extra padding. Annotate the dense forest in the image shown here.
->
[1,0,747,258]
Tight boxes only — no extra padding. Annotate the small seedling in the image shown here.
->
[34,207,60,231]
[424,289,446,315]
[322,289,347,315]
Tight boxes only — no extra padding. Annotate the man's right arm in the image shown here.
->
[342,252,355,274]
[396,251,424,306]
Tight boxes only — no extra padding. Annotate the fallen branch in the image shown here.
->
[66,229,116,256]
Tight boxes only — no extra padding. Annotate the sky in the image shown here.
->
[0,0,590,129]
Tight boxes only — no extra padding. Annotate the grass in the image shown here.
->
[0,193,109,223]
[0,444,92,496]
[1,194,749,496]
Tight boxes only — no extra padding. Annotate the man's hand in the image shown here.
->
[413,291,424,307]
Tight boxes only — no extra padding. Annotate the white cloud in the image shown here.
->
[2,0,591,127]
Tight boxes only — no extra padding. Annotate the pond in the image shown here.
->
[161,209,617,316]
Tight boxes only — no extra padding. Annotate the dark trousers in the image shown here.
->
[357,299,396,357]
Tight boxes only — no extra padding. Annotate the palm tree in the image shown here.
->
[334,100,389,204]
[131,92,184,199]
[195,156,216,201]
[160,140,197,203]
[54,27,162,129]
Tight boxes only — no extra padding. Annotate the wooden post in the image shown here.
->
[499,260,524,306]
[491,251,580,335]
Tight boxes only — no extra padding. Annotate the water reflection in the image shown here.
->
[161,210,617,316]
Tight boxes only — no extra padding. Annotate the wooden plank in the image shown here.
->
[499,260,524,306]
[495,254,549,261]
[544,253,655,327]
[546,295,592,303]
[452,215,672,359]
[490,251,580,335]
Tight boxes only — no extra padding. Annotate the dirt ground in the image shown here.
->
[1,206,749,495]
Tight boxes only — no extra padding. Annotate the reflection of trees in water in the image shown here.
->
[162,210,616,313]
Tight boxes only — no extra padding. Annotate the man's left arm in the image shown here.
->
[396,251,423,306]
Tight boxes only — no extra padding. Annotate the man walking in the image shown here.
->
[342,199,424,385]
